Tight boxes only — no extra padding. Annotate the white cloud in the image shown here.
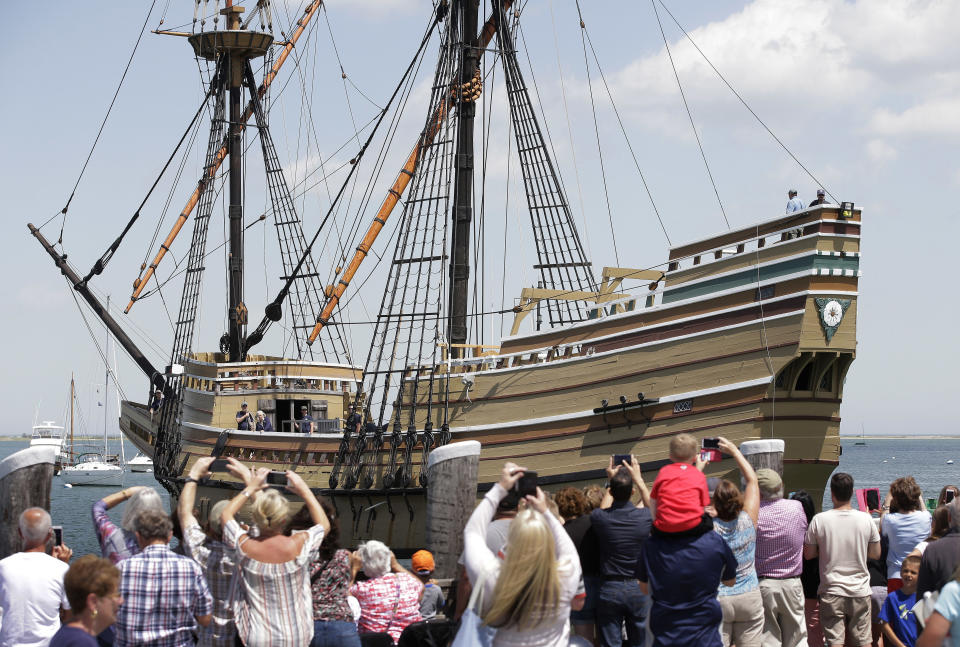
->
[591,0,960,139]
[865,139,897,163]
[868,98,960,137]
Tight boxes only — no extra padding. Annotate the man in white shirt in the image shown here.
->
[804,473,881,647]
[0,508,73,647]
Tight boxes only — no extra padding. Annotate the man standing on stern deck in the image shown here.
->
[804,472,881,647]
[590,455,652,647]
[755,469,808,647]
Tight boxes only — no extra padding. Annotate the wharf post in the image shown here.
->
[425,440,481,579]
[0,446,57,558]
[740,439,785,477]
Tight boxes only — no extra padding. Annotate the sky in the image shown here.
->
[1,0,958,437]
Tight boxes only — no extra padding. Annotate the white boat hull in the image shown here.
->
[60,464,123,486]
[127,460,153,473]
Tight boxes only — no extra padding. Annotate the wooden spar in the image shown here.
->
[124,0,325,314]
[306,0,512,344]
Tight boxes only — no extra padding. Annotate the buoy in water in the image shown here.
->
[62,483,73,488]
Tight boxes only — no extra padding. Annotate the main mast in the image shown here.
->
[225,3,249,361]
[448,0,480,351]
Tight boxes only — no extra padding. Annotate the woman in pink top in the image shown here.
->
[463,462,583,647]
[348,540,423,642]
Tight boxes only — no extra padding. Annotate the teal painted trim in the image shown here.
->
[663,255,860,303]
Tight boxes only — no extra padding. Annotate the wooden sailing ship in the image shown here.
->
[30,0,859,553]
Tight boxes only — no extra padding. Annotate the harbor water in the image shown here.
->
[2,436,959,559]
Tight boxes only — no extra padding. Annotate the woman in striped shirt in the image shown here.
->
[221,459,331,646]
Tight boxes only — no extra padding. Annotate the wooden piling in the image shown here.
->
[0,446,58,559]
[740,439,785,477]
[425,440,481,579]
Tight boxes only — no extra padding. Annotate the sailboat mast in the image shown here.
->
[448,0,480,350]
[225,2,247,362]
[104,296,110,454]
[69,373,74,459]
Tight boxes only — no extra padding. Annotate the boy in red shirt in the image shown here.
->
[650,434,712,535]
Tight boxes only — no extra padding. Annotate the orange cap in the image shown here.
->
[411,549,435,573]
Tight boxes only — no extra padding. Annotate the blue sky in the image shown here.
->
[2,0,958,436]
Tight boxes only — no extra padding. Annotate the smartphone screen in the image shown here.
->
[52,526,63,546]
[865,488,880,511]
[266,471,287,485]
[612,454,631,468]
[701,437,720,449]
[947,490,957,503]
[514,471,538,497]
[209,458,229,472]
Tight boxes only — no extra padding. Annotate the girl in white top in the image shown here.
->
[463,462,582,647]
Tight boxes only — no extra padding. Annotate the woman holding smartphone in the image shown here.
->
[221,458,331,646]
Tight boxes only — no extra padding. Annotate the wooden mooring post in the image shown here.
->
[0,446,58,559]
[425,440,481,580]
[740,439,785,478]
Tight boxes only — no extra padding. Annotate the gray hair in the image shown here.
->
[760,484,784,501]
[134,508,173,543]
[207,500,229,537]
[358,540,392,579]
[121,487,164,532]
[19,507,52,545]
[949,498,960,531]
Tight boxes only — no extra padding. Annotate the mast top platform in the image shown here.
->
[188,30,273,61]
[188,6,272,61]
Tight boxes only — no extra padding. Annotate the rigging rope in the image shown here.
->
[43,0,158,244]
[81,80,217,285]
[650,0,730,230]
[548,0,593,269]
[656,0,837,203]
[65,284,129,401]
[574,1,670,245]
[571,3,619,265]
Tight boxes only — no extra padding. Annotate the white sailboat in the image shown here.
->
[61,301,124,486]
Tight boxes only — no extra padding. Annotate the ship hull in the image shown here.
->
[120,205,859,553]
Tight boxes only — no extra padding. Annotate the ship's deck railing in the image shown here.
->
[665,215,858,275]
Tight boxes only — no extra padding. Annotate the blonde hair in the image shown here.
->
[483,509,561,630]
[669,434,698,461]
[251,489,290,535]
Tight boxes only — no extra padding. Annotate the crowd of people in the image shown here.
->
[2,437,960,647]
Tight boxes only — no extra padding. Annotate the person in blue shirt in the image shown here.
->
[235,402,254,430]
[639,511,738,647]
[785,189,804,213]
[590,456,653,647]
[880,554,920,647]
[297,405,314,433]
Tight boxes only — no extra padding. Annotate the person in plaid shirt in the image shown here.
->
[115,508,213,647]
[755,468,809,647]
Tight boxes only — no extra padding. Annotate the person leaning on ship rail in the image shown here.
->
[236,402,254,431]
[785,189,805,213]
[298,405,315,434]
